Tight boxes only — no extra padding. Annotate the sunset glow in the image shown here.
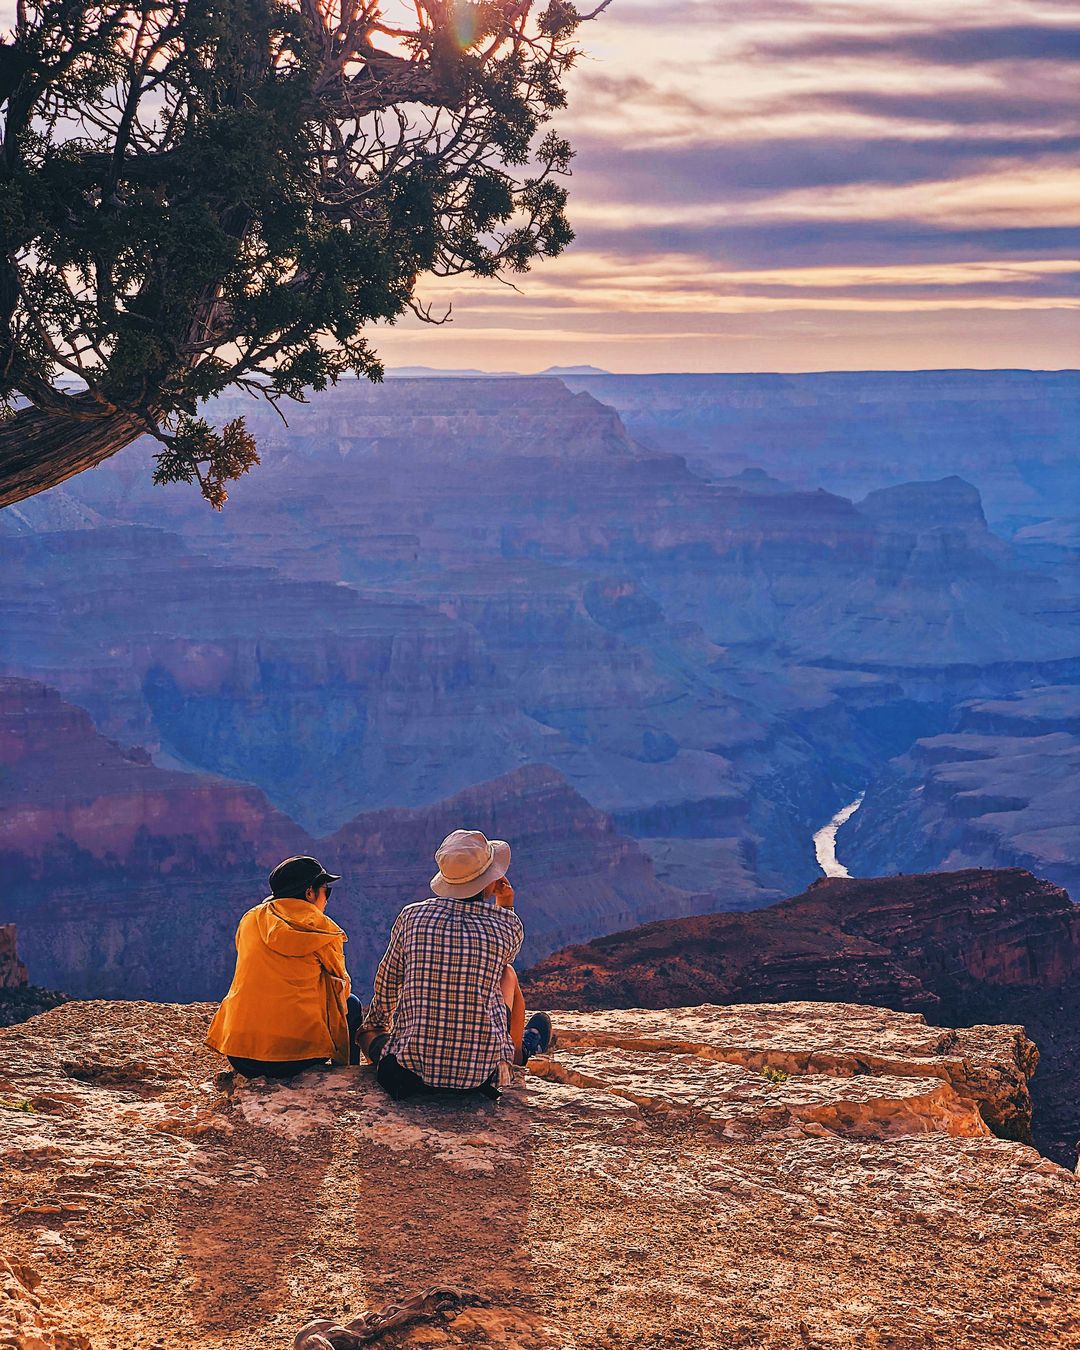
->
[2,0,1075,372]
[381,0,1080,371]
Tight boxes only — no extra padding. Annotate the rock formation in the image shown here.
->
[524,868,1080,1161]
[0,680,710,999]
[0,926,67,1031]
[561,369,1080,534]
[0,924,27,990]
[0,677,308,877]
[1,999,1077,1348]
[2,375,1075,899]
[524,869,1080,1014]
[846,685,1080,898]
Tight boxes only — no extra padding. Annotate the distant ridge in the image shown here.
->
[384,363,612,378]
[384,364,522,378]
[540,364,610,376]
[384,366,1080,379]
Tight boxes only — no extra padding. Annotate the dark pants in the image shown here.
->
[371,1005,523,1102]
[376,1051,501,1102]
[228,994,364,1079]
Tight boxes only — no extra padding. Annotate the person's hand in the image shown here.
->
[493,876,515,909]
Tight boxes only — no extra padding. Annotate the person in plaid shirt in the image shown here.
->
[358,829,554,1100]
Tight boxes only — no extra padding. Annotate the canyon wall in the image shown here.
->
[845,685,1080,897]
[562,370,1080,535]
[0,679,710,1000]
[2,375,1075,905]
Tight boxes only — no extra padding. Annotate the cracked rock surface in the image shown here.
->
[1,999,1078,1349]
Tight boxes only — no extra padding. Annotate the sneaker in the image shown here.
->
[521,1012,554,1062]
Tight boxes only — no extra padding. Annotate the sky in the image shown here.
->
[4,1,1078,373]
[383,0,1080,372]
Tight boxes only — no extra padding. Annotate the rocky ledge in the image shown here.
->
[523,868,1080,1163]
[2,1000,1078,1349]
[0,925,27,990]
[0,924,66,1031]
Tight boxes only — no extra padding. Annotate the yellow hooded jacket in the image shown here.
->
[206,897,352,1064]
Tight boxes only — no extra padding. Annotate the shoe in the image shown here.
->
[366,1033,391,1066]
[521,1012,554,1062]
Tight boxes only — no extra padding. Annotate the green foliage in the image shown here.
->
[0,1,594,504]
[0,1096,38,1112]
[760,1065,789,1085]
[152,415,260,509]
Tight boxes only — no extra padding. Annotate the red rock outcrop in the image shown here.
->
[524,868,1080,1158]
[524,869,1080,1011]
[0,1254,90,1350]
[0,925,67,1029]
[0,925,27,989]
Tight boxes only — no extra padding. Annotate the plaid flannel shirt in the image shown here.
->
[363,896,525,1090]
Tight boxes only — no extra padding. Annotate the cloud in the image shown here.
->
[802,87,1080,129]
[572,219,1080,270]
[573,133,1080,205]
[573,72,714,121]
[755,23,1080,65]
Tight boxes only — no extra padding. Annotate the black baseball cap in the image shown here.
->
[267,856,341,899]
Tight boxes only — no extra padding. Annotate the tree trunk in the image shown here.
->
[0,401,145,509]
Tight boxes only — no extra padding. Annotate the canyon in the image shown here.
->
[1,997,1077,1349]
[562,370,1080,537]
[846,685,1080,897]
[0,678,710,1000]
[0,373,1075,916]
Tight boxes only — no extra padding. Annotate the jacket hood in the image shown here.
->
[256,897,347,957]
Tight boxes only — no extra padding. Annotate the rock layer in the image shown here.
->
[846,685,1080,898]
[0,999,1076,1349]
[0,925,27,990]
[534,1003,1038,1142]
[524,869,1080,1013]
[562,370,1080,533]
[3,375,1076,899]
[0,680,707,997]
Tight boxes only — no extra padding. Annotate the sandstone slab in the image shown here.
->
[0,1000,1076,1350]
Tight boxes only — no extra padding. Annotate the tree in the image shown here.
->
[0,0,609,509]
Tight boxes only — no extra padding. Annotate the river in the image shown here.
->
[813,793,865,878]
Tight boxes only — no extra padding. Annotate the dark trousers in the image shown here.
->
[372,1005,521,1102]
[228,994,364,1079]
[376,1051,501,1102]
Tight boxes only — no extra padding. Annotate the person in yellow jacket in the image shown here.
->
[207,856,362,1079]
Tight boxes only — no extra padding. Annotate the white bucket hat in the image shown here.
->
[431,829,511,899]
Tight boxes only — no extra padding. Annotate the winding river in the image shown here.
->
[812,793,865,878]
